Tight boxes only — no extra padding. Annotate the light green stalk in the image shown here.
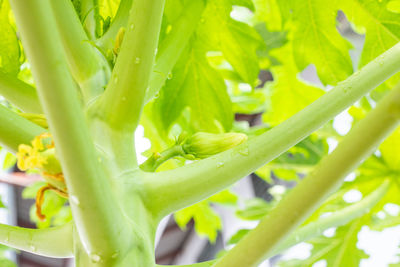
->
[214,83,400,267]
[0,104,45,153]
[80,0,100,39]
[270,180,390,256]
[0,70,42,113]
[142,42,400,216]
[0,222,73,258]
[10,0,130,259]
[96,0,133,52]
[96,0,166,132]
[50,0,109,102]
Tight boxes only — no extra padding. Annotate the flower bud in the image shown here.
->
[182,132,247,159]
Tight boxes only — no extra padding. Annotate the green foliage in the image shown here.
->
[279,219,368,267]
[22,181,71,228]
[0,0,20,75]
[175,190,237,242]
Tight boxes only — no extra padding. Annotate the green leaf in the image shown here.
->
[235,198,272,220]
[198,0,262,84]
[387,0,400,13]
[0,258,16,267]
[155,42,233,132]
[284,0,353,85]
[262,44,325,126]
[2,152,15,170]
[380,127,400,171]
[227,229,250,245]
[279,219,368,267]
[253,0,285,31]
[341,0,400,67]
[208,189,238,206]
[174,200,222,242]
[0,0,20,74]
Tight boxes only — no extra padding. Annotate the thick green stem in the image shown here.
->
[270,180,390,256]
[96,0,166,132]
[50,0,110,101]
[0,222,73,258]
[0,70,42,113]
[0,104,45,153]
[214,83,400,267]
[10,0,130,258]
[142,42,400,216]
[96,0,133,52]
[145,0,205,102]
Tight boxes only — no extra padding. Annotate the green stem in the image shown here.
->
[0,104,45,153]
[96,0,133,53]
[270,179,390,256]
[214,83,400,267]
[142,42,400,216]
[81,0,100,39]
[50,0,110,102]
[96,0,166,131]
[0,222,73,258]
[0,70,42,113]
[140,145,185,172]
[10,0,130,257]
[145,0,205,102]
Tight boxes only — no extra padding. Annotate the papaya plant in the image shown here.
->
[0,0,400,266]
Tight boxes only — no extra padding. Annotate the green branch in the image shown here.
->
[142,42,400,216]
[140,145,185,172]
[214,83,400,267]
[80,0,100,39]
[145,0,205,102]
[0,70,42,113]
[270,180,390,256]
[0,222,73,258]
[96,0,165,131]
[0,104,45,153]
[50,0,110,102]
[10,0,130,257]
[96,0,133,52]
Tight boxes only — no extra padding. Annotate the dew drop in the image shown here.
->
[70,195,80,206]
[135,57,141,64]
[167,72,173,79]
[30,245,37,252]
[112,252,119,259]
[90,253,101,263]
[114,77,119,84]
[217,162,224,168]
[154,48,158,56]
[154,93,160,99]
[130,24,135,30]
[238,146,249,156]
